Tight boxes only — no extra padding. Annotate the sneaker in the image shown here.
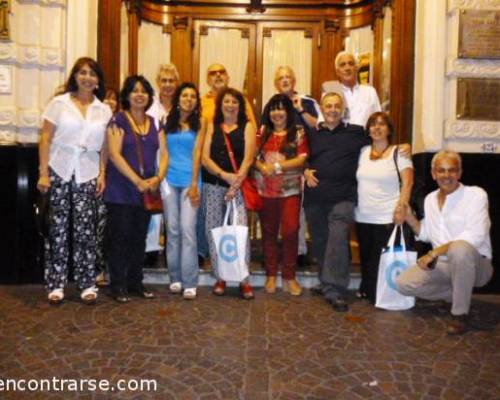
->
[169,282,182,294]
[183,288,197,300]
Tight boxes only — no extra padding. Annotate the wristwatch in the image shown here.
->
[274,162,283,175]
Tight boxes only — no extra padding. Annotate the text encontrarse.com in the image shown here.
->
[0,378,157,392]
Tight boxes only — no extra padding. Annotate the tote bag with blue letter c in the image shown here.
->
[375,225,417,310]
[211,199,249,282]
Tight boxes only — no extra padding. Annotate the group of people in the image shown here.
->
[37,51,493,335]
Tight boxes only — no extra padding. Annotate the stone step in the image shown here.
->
[143,267,361,289]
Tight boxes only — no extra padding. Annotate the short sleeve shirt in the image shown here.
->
[42,93,112,183]
[255,128,309,198]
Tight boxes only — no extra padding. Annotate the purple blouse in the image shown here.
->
[104,111,159,206]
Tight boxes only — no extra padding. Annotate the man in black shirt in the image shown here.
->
[304,92,369,311]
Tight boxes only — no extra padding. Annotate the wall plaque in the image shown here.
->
[457,78,500,121]
[458,10,500,59]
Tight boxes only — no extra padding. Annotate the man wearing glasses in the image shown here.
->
[201,63,257,127]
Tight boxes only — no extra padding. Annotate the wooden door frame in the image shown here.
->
[98,0,416,144]
[255,21,321,115]
[192,20,258,103]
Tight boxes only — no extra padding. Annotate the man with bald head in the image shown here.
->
[396,150,493,335]
[322,51,381,127]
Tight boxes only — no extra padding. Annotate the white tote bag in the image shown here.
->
[375,225,417,310]
[211,200,249,282]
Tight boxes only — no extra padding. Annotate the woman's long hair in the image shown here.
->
[261,94,298,158]
[65,57,106,100]
[213,87,248,127]
[165,82,201,134]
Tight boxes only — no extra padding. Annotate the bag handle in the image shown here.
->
[387,224,407,252]
[222,199,239,227]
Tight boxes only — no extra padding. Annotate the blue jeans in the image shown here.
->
[162,183,199,289]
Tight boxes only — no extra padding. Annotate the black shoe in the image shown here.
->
[447,314,469,335]
[128,284,155,299]
[329,296,349,312]
[113,288,130,303]
[310,285,323,296]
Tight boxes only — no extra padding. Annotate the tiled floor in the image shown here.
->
[0,285,499,399]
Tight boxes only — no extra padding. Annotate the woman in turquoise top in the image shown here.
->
[162,82,205,299]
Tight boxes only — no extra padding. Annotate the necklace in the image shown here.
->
[125,111,150,138]
[370,144,391,160]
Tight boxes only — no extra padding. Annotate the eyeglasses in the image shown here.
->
[208,69,227,76]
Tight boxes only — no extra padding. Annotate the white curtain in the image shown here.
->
[262,30,312,110]
[119,3,129,88]
[345,25,374,84]
[199,28,249,96]
[138,21,171,90]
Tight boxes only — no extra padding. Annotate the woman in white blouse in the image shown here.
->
[355,112,414,304]
[37,57,112,305]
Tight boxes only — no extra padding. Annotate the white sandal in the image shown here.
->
[48,288,64,305]
[81,286,98,305]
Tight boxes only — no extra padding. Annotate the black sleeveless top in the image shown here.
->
[203,124,246,187]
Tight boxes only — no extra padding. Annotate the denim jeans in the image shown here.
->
[162,183,199,289]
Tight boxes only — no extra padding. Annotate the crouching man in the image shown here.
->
[396,150,493,335]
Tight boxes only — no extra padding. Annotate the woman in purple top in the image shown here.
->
[105,75,168,303]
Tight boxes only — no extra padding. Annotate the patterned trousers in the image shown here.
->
[202,183,249,280]
[44,171,98,291]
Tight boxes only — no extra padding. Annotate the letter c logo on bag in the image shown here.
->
[219,234,238,262]
[385,260,406,291]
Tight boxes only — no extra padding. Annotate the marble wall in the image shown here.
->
[0,0,97,144]
[413,0,500,154]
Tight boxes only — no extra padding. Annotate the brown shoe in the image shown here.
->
[265,276,276,294]
[447,314,469,335]
[282,279,302,296]
[212,280,226,296]
[239,282,255,300]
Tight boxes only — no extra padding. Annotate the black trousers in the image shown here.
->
[106,203,151,294]
[356,222,413,304]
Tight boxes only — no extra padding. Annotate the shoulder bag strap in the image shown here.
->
[125,111,146,178]
[221,125,239,173]
[393,146,402,188]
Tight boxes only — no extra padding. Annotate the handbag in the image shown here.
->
[393,148,426,219]
[375,225,417,310]
[130,114,163,214]
[211,199,249,282]
[221,127,263,211]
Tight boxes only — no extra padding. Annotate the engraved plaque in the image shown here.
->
[458,10,500,59]
[456,78,500,121]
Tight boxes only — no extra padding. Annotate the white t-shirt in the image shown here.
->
[42,93,112,183]
[355,145,413,224]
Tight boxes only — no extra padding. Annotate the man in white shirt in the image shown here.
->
[321,51,381,127]
[397,150,493,335]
